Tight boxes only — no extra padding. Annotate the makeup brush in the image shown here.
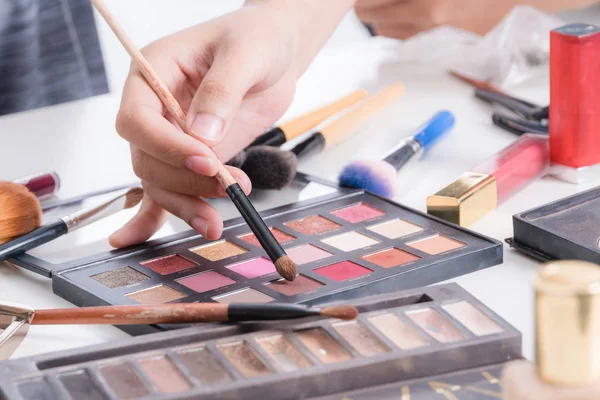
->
[449,70,505,94]
[338,110,456,198]
[0,183,42,245]
[243,83,405,190]
[0,188,144,263]
[16,303,359,325]
[91,0,297,281]
[248,89,368,148]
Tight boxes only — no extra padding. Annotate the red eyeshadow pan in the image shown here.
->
[141,254,198,275]
[361,248,420,268]
[313,261,373,282]
[330,203,385,223]
[177,271,236,293]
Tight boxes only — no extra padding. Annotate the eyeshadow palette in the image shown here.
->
[507,186,600,263]
[0,283,521,400]
[10,174,502,335]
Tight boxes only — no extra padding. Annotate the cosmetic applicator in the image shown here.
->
[0,187,144,263]
[1,302,358,326]
[338,110,455,198]
[0,183,42,245]
[249,89,369,148]
[91,0,297,281]
[242,83,405,190]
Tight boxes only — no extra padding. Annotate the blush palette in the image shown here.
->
[0,284,521,400]
[9,175,502,335]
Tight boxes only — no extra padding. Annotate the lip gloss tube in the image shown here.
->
[549,23,600,183]
[13,172,61,199]
[427,134,549,227]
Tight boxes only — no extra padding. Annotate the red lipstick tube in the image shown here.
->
[13,172,61,199]
[549,23,600,183]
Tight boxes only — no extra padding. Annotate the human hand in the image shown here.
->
[356,0,596,39]
[109,1,353,248]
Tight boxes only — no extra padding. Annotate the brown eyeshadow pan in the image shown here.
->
[295,328,352,364]
[190,240,247,261]
[139,356,191,393]
[99,363,150,399]
[126,285,187,304]
[239,228,295,248]
[177,348,232,385]
[284,215,341,235]
[91,266,149,289]
[217,341,271,378]
[256,334,312,372]
[333,321,389,357]
[361,248,420,268]
[265,275,324,296]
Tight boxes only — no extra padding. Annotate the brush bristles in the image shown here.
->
[320,305,359,320]
[0,182,42,242]
[124,187,144,209]
[274,255,297,281]
[242,147,298,190]
[338,160,397,198]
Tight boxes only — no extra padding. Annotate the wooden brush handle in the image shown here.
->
[31,304,230,325]
[319,83,405,148]
[279,89,368,140]
[91,0,235,188]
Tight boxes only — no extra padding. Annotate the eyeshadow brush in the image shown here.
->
[91,0,297,281]
[10,303,359,325]
[0,188,144,263]
[242,83,405,190]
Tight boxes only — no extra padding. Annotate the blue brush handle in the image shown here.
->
[412,110,456,151]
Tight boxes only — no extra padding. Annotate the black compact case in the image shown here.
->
[9,174,503,335]
[507,186,600,263]
[0,283,521,400]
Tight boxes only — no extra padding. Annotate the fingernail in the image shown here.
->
[186,156,217,175]
[191,217,208,236]
[190,113,223,142]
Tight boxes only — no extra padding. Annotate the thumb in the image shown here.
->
[186,49,256,146]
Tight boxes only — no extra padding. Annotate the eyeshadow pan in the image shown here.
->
[177,271,236,293]
[213,288,274,304]
[368,313,429,350]
[321,231,379,252]
[367,218,423,239]
[226,258,276,279]
[295,328,352,364]
[239,228,295,248]
[284,215,341,235]
[361,248,420,268]
[442,301,503,336]
[330,203,385,223]
[177,348,232,385]
[407,308,466,343]
[100,363,150,399]
[218,341,271,378]
[286,244,333,265]
[190,240,247,261]
[140,254,197,275]
[139,356,191,393]
[407,235,466,255]
[256,334,312,372]
[126,285,187,304]
[333,321,389,357]
[18,379,57,400]
[313,261,373,282]
[266,275,324,296]
[91,266,149,289]
[60,372,105,400]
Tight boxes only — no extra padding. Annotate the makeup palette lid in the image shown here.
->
[507,185,600,263]
[9,173,345,277]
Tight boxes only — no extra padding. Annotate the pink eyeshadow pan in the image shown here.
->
[239,228,295,248]
[313,261,373,282]
[226,258,276,279]
[266,275,324,296]
[330,203,385,223]
[286,244,333,265]
[141,254,198,275]
[177,271,236,293]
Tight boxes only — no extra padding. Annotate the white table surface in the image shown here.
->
[1,1,599,362]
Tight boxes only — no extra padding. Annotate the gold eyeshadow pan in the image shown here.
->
[8,176,502,336]
[0,284,520,400]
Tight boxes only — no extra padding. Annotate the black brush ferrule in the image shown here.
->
[290,133,325,158]
[226,184,285,262]
[228,303,318,321]
[248,127,286,148]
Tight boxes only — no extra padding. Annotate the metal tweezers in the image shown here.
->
[475,88,548,136]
